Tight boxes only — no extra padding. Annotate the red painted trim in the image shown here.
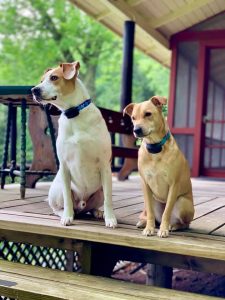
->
[219,92,225,165]
[201,40,225,48]
[170,10,225,48]
[171,128,195,134]
[170,29,225,48]
[186,63,191,127]
[192,44,208,177]
[206,145,225,149]
[202,169,225,178]
[168,46,177,128]
[206,120,225,124]
[209,82,215,168]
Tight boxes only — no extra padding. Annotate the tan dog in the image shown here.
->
[32,62,117,228]
[124,96,194,237]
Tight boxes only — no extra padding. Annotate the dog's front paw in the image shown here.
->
[157,228,169,238]
[60,211,74,226]
[104,213,117,228]
[142,226,155,236]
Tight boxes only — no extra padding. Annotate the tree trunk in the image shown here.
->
[82,63,98,99]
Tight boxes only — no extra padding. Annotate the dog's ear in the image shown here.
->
[150,96,167,107]
[60,62,80,80]
[123,103,135,117]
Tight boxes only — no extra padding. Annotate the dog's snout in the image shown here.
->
[31,87,41,97]
[133,126,143,136]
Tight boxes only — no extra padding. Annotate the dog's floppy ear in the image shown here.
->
[60,61,80,80]
[123,103,135,117]
[150,96,167,107]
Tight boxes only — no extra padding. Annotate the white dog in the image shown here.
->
[32,61,117,227]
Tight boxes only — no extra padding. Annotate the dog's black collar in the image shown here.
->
[63,99,91,119]
[146,131,171,154]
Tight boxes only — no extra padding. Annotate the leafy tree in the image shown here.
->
[0,0,169,167]
[0,0,120,97]
[0,0,169,107]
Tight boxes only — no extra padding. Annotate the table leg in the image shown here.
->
[20,99,26,199]
[1,104,12,189]
[10,106,17,183]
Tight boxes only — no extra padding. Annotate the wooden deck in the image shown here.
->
[0,175,225,278]
[0,176,224,236]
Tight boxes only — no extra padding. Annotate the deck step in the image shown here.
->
[0,260,220,300]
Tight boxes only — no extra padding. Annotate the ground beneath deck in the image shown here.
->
[113,261,225,298]
[0,175,225,297]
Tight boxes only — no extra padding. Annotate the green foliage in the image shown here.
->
[0,0,169,105]
[0,0,169,168]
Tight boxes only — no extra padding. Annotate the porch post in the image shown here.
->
[120,20,135,110]
[118,20,136,178]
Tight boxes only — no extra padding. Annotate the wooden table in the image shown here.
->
[0,176,225,289]
[0,86,60,199]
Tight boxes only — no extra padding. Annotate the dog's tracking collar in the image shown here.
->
[146,131,171,154]
[63,99,91,119]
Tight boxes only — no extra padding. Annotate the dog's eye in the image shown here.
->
[132,116,136,120]
[145,112,152,117]
[50,75,58,81]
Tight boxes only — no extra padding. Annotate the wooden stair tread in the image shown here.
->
[0,260,220,300]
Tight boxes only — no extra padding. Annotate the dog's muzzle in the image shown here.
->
[133,126,144,137]
[31,87,42,102]
[31,87,57,102]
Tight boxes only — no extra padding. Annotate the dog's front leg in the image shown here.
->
[158,184,178,237]
[60,163,74,226]
[141,179,155,236]
[101,165,117,228]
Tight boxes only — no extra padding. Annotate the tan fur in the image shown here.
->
[41,67,75,96]
[124,96,194,238]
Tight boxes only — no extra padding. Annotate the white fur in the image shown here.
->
[35,72,117,227]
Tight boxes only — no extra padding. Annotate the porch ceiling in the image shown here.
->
[69,0,225,67]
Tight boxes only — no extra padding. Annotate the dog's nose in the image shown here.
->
[31,87,41,97]
[133,126,143,136]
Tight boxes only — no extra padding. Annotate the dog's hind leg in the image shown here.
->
[170,195,194,231]
[85,188,104,220]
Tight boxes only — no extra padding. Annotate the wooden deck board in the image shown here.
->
[0,210,225,261]
[193,197,225,219]
[0,176,225,262]
[0,177,224,234]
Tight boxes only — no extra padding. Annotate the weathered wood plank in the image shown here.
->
[190,206,225,234]
[212,225,225,236]
[0,211,225,261]
[0,260,220,300]
[115,203,143,218]
[0,198,46,209]
[1,201,52,215]
[193,197,225,219]
[193,196,218,205]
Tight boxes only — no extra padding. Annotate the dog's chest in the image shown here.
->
[57,115,110,163]
[56,117,111,196]
[141,158,170,202]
